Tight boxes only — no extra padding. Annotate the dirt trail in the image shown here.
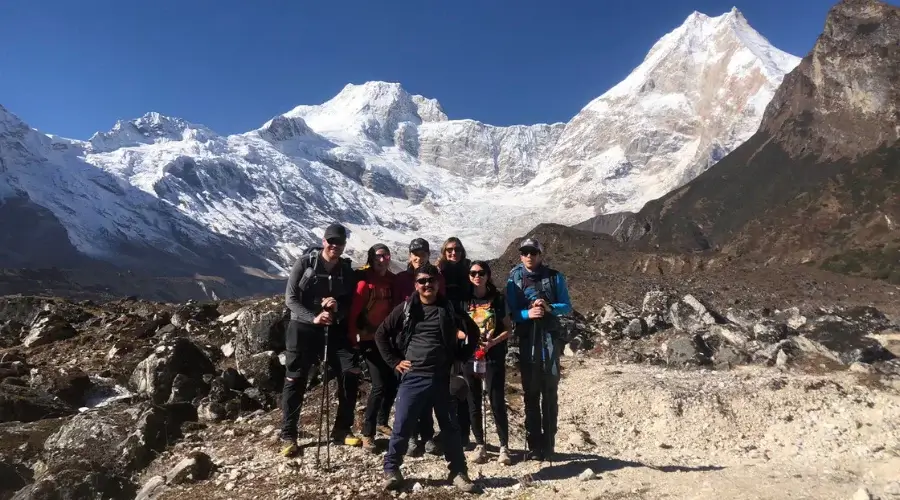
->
[144,357,900,500]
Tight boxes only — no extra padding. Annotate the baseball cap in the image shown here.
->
[409,238,430,253]
[323,223,348,241]
[518,238,543,254]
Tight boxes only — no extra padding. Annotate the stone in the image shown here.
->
[129,338,216,404]
[136,475,167,500]
[709,324,751,347]
[624,318,647,339]
[578,468,596,481]
[849,362,873,374]
[852,487,873,500]
[669,295,717,333]
[237,351,284,396]
[221,342,235,358]
[752,320,790,344]
[883,481,900,497]
[166,451,214,484]
[640,291,674,331]
[233,300,289,367]
[21,314,77,348]
[776,349,789,367]
[661,334,711,366]
[0,384,74,423]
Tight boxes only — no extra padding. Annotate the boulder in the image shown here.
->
[136,476,167,500]
[0,385,75,423]
[669,295,718,333]
[752,320,791,344]
[661,333,712,366]
[708,324,751,348]
[129,338,216,404]
[233,299,289,366]
[793,315,896,365]
[1,320,24,348]
[21,314,77,348]
[10,461,136,500]
[236,352,281,394]
[165,450,214,485]
[640,291,675,331]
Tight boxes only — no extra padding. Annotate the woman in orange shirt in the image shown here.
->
[349,243,398,450]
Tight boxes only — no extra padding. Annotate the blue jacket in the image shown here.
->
[505,263,572,323]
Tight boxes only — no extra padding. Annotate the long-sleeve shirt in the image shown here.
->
[284,252,355,324]
[505,264,572,324]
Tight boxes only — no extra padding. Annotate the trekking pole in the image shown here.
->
[325,276,333,470]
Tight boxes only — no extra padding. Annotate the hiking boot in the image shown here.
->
[361,435,376,452]
[424,439,440,455]
[279,438,300,458]
[470,444,487,464]
[331,429,362,447]
[449,471,478,493]
[498,446,512,465]
[382,470,404,491]
[525,448,544,462]
[377,424,393,437]
[406,440,425,457]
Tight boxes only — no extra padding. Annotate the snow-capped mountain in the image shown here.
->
[0,7,799,283]
[541,7,800,214]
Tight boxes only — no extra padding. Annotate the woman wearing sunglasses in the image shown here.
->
[436,237,472,310]
[349,243,398,451]
[461,260,512,465]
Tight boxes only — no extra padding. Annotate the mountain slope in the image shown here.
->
[0,8,799,295]
[598,0,900,282]
[541,8,800,214]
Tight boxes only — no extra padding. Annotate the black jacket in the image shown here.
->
[374,293,479,372]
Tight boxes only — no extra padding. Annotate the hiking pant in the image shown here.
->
[280,320,359,441]
[414,404,435,442]
[517,323,561,454]
[384,372,467,475]
[360,340,399,437]
[464,356,509,448]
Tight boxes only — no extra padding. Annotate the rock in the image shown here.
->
[752,320,790,344]
[233,300,288,367]
[221,342,235,358]
[849,362,874,373]
[725,309,758,329]
[0,320,24,348]
[11,461,136,500]
[776,349,790,367]
[884,481,900,497]
[852,487,873,500]
[713,345,749,369]
[166,451,214,484]
[669,295,718,333]
[129,338,216,404]
[661,334,711,366]
[198,402,226,422]
[624,318,647,339]
[792,317,894,365]
[578,468,596,481]
[136,475,167,500]
[225,482,235,491]
[640,291,674,331]
[773,307,807,330]
[237,351,284,396]
[0,361,28,381]
[44,402,183,473]
[21,314,77,348]
[708,324,751,347]
[36,369,95,408]
[0,384,74,423]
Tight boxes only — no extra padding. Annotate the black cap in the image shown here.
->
[323,223,348,241]
[518,237,543,253]
[409,238,429,253]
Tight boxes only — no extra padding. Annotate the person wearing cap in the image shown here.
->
[348,243,398,451]
[391,237,445,456]
[279,223,362,456]
[505,237,572,461]
[375,262,480,493]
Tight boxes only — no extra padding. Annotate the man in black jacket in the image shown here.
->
[279,223,361,456]
[375,263,479,493]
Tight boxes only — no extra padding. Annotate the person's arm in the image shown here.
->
[456,313,479,360]
[375,303,405,370]
[331,261,356,323]
[285,257,317,323]
[548,273,573,316]
[506,278,530,323]
[348,278,370,347]
[488,296,511,347]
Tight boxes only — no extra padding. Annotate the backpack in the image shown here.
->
[510,264,559,304]
[297,246,355,293]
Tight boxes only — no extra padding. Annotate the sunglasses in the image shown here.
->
[326,238,346,246]
[469,270,486,277]
[415,277,437,285]
[374,253,391,261]
[520,249,540,257]
[445,247,460,254]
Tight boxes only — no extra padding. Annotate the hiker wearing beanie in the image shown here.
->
[505,238,572,461]
[461,260,512,465]
[375,263,480,493]
[390,238,444,456]
[279,223,362,457]
[349,243,398,451]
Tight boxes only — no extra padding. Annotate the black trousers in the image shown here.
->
[463,354,510,447]
[517,323,561,454]
[280,320,359,441]
[360,340,399,437]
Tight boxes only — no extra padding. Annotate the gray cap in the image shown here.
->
[518,238,543,253]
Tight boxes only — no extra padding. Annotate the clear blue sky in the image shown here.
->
[0,0,867,139]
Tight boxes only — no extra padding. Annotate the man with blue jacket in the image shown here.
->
[505,237,572,461]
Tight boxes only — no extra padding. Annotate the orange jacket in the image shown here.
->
[349,268,396,345]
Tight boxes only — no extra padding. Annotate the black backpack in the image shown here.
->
[296,246,355,293]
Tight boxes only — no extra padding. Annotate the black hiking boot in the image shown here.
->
[449,471,479,493]
[382,470,404,491]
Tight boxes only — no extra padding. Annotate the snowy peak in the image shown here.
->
[282,81,447,144]
[88,112,216,152]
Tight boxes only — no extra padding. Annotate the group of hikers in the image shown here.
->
[280,223,572,492]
